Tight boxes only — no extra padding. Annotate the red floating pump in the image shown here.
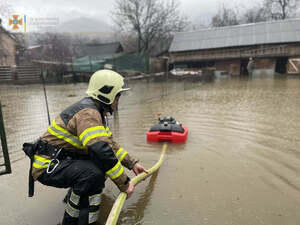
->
[147,116,188,143]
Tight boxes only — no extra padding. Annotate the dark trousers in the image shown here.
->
[38,158,105,225]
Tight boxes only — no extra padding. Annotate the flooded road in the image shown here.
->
[1,76,300,225]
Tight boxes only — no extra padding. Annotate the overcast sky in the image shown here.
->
[9,0,261,26]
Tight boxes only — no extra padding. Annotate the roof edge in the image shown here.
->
[174,17,300,35]
[169,41,300,53]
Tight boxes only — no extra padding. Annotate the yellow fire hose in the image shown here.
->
[105,143,168,225]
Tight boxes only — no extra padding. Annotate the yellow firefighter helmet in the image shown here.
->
[86,70,130,104]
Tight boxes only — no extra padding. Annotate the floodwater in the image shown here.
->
[1,75,300,225]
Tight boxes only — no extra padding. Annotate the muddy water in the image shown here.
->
[1,76,300,225]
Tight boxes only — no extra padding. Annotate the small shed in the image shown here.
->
[73,42,125,72]
[83,42,124,59]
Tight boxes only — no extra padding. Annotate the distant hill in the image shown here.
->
[56,17,113,33]
[22,17,120,48]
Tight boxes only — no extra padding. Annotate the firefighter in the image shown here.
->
[27,70,147,225]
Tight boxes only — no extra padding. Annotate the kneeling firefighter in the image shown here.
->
[23,70,147,225]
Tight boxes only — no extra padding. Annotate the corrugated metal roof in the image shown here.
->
[170,18,300,52]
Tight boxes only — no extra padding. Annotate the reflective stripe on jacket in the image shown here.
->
[32,97,138,190]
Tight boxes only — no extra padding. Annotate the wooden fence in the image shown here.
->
[0,66,41,84]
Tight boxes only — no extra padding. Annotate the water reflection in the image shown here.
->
[98,172,159,225]
[120,172,159,225]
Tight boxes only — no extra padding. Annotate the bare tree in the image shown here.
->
[0,0,13,62]
[112,0,189,54]
[0,0,12,23]
[115,32,138,53]
[31,32,78,80]
[242,5,270,23]
[35,32,73,63]
[264,0,300,19]
[211,5,239,27]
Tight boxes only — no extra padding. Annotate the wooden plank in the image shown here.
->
[0,66,12,81]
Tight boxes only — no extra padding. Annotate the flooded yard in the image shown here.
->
[1,75,300,224]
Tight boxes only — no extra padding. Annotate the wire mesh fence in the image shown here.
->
[0,82,89,167]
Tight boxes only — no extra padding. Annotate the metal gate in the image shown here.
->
[0,101,11,175]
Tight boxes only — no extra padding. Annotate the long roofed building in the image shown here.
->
[169,18,300,75]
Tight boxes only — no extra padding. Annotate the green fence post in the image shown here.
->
[146,54,150,73]
[0,101,11,175]
[113,54,116,71]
